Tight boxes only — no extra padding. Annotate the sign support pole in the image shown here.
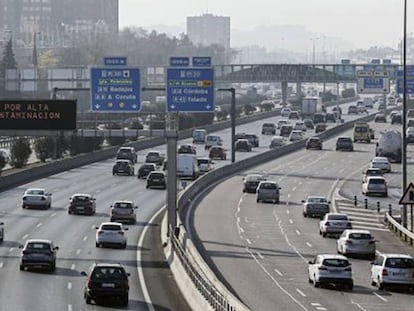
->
[402,0,408,228]
[218,88,236,163]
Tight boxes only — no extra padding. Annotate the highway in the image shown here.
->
[0,99,387,310]
[191,119,414,311]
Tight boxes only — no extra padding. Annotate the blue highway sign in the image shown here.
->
[170,57,190,67]
[90,67,141,112]
[192,57,212,67]
[104,57,127,66]
[396,66,414,94]
[167,67,214,112]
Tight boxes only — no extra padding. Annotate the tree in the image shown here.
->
[0,38,18,89]
[10,137,32,168]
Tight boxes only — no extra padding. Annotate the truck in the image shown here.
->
[301,96,324,120]
[375,130,402,163]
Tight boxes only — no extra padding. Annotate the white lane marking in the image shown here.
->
[274,268,283,276]
[9,248,14,253]
[91,225,95,230]
[67,305,72,311]
[373,291,388,302]
[298,181,303,185]
[296,288,306,297]
[83,236,88,241]
[236,217,240,224]
[286,210,290,215]
[257,252,264,259]
[95,189,101,193]
[239,227,245,233]
[76,249,81,255]
[311,303,321,306]
[306,242,313,248]
[316,307,327,311]
[67,282,72,290]
[246,238,252,245]
[296,230,301,235]
[292,186,297,191]
[289,219,293,224]
[51,212,57,217]
[22,234,29,240]
[36,222,42,228]
[0,262,3,268]
[70,264,76,270]
[287,193,291,198]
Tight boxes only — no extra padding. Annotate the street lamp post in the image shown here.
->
[402,0,408,228]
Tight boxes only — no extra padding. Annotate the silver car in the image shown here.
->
[110,201,137,224]
[337,229,376,258]
[319,213,352,237]
[362,176,388,197]
[256,181,281,204]
[22,188,52,209]
[302,196,330,218]
[370,156,391,173]
[371,254,414,290]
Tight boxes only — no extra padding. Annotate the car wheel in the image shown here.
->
[319,230,322,235]
[371,278,376,286]
[122,243,127,249]
[256,198,260,203]
[276,199,280,204]
[146,185,149,189]
[85,294,92,304]
[122,296,129,306]
[347,282,353,290]
[50,263,56,273]
[378,281,385,291]
[19,265,24,271]
[384,192,388,197]
[95,242,99,248]
[303,212,307,218]
[48,203,51,209]
[22,205,25,209]
[313,276,320,288]
[322,232,327,238]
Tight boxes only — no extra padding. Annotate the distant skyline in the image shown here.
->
[119,0,412,50]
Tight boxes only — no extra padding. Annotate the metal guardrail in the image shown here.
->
[385,213,414,245]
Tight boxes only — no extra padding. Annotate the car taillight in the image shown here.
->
[345,267,352,271]
[318,266,328,271]
[382,269,388,276]
[325,222,330,226]
[98,231,104,235]
[368,240,375,244]
[345,240,352,244]
[118,231,124,235]
[121,280,129,289]
[347,222,352,227]
[23,197,27,200]
[41,197,46,201]
[88,279,96,288]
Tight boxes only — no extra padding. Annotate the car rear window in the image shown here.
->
[338,138,351,142]
[91,267,127,280]
[260,183,277,189]
[367,170,382,176]
[198,159,209,165]
[27,242,51,251]
[369,178,385,184]
[101,224,122,231]
[349,233,372,240]
[328,215,348,221]
[73,196,91,203]
[308,197,327,203]
[114,202,132,209]
[150,173,164,179]
[384,258,414,268]
[322,259,350,267]
[119,148,132,153]
[147,152,159,157]
[27,190,45,195]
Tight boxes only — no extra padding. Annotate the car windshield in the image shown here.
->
[101,224,122,231]
[349,233,372,240]
[114,202,132,209]
[322,259,349,267]
[27,189,45,195]
[328,215,348,221]
[384,258,414,268]
[91,267,127,281]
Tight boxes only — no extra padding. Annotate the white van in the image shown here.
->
[177,154,200,180]
[205,134,223,150]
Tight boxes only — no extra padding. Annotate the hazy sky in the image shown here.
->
[119,0,412,50]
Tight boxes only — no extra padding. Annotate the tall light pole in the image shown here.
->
[310,37,319,65]
[402,0,408,228]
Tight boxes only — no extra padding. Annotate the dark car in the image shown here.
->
[303,118,314,129]
[145,151,165,166]
[116,147,137,163]
[348,105,358,114]
[336,136,354,151]
[314,123,327,133]
[374,113,387,123]
[82,263,130,306]
[305,137,323,150]
[209,146,227,160]
[19,239,59,272]
[137,163,156,179]
[243,174,265,193]
[280,124,293,137]
[235,139,252,152]
[245,134,259,147]
[146,171,167,189]
[313,113,326,124]
[68,193,96,215]
[112,160,134,176]
[178,143,197,154]
[325,112,337,123]
[391,114,402,124]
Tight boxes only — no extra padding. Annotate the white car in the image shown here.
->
[362,176,388,197]
[303,196,330,218]
[371,254,414,290]
[277,119,289,129]
[308,254,353,290]
[269,136,286,148]
[370,156,391,173]
[197,157,214,174]
[95,222,128,249]
[22,188,52,209]
[293,121,307,132]
[337,229,376,258]
[319,213,352,237]
[281,108,291,117]
[289,130,303,142]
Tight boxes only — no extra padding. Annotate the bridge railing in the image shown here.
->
[385,213,414,246]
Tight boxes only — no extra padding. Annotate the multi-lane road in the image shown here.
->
[191,120,414,311]
[0,100,400,311]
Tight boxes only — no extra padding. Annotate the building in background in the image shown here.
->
[186,13,231,63]
[0,0,118,47]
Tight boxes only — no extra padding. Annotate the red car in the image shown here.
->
[209,146,227,160]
